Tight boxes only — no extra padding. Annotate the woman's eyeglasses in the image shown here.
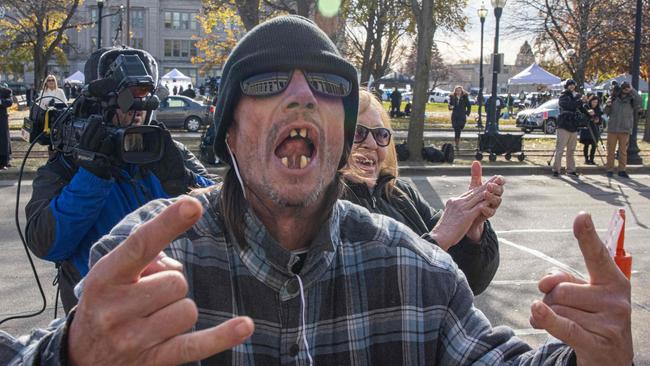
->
[354,125,392,147]
[241,70,351,98]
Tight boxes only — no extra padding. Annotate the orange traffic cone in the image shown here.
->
[614,209,633,279]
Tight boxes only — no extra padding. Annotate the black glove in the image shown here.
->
[73,117,115,179]
[147,123,195,196]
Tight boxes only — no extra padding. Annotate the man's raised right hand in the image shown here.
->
[68,197,255,366]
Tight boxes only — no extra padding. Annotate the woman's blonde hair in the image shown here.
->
[42,75,58,91]
[341,89,400,197]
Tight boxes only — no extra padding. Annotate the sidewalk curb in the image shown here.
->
[3,164,648,181]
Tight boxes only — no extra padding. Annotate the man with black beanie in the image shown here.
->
[552,79,586,176]
[1,15,633,366]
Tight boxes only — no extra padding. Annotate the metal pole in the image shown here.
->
[126,0,130,47]
[627,0,643,164]
[477,17,485,129]
[97,2,104,49]
[488,7,503,135]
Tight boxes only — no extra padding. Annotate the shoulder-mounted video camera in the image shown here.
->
[21,47,169,165]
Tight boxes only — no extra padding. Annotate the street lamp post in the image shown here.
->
[477,3,488,129]
[488,0,506,135]
[627,0,643,164]
[97,0,104,49]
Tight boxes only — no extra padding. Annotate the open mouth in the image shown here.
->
[355,155,376,168]
[274,127,316,170]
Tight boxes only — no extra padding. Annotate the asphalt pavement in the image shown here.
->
[0,174,648,362]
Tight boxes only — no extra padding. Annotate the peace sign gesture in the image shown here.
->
[530,213,633,365]
[68,197,255,365]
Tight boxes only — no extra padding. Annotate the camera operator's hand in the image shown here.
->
[74,117,115,180]
[147,122,195,196]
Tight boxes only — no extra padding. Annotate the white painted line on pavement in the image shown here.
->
[499,238,586,280]
[0,180,32,186]
[513,328,548,337]
[496,227,644,235]
[490,280,539,286]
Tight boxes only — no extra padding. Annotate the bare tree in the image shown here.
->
[404,42,448,89]
[406,0,466,161]
[507,0,628,88]
[406,0,435,161]
[342,0,412,85]
[0,0,88,89]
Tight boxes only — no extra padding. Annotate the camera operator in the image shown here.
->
[552,79,588,177]
[604,81,642,178]
[24,47,217,313]
[0,85,12,170]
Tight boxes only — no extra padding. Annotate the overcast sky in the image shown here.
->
[435,0,535,65]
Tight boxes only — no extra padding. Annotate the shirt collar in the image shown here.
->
[233,203,342,296]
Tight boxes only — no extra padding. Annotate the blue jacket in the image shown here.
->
[25,145,215,311]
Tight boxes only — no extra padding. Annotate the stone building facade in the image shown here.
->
[439,41,536,94]
[61,0,208,85]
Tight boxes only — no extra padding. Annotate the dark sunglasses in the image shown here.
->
[354,125,392,147]
[241,70,352,98]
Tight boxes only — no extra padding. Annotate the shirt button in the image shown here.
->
[289,343,299,357]
[286,278,299,295]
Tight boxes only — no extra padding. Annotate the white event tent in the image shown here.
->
[160,69,192,91]
[508,63,561,86]
[64,70,85,85]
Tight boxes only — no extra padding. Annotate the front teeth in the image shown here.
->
[300,155,309,169]
[281,155,311,169]
[289,128,308,138]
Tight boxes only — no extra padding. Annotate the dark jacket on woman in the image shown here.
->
[342,175,499,295]
[579,104,603,144]
[0,87,13,166]
[449,93,472,129]
[558,90,586,132]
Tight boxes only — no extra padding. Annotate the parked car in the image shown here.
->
[156,95,209,132]
[428,89,450,103]
[515,98,559,134]
[1,81,28,96]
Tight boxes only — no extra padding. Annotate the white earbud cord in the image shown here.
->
[295,274,314,365]
[225,139,247,200]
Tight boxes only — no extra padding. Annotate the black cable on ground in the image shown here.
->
[0,133,47,326]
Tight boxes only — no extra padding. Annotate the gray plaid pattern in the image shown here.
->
[86,189,576,366]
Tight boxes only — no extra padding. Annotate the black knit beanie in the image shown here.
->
[213,15,359,168]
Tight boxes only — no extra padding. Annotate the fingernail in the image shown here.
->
[235,317,253,338]
[584,213,593,231]
[532,301,546,318]
[179,200,199,220]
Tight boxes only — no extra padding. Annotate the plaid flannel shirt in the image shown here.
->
[1,188,576,365]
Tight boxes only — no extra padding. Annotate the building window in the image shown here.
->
[164,39,197,59]
[164,12,172,28]
[90,8,98,24]
[164,39,172,56]
[163,11,198,30]
[190,40,197,58]
[130,9,145,29]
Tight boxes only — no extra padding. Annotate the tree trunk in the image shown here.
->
[407,0,435,161]
[236,0,261,31]
[296,0,313,17]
